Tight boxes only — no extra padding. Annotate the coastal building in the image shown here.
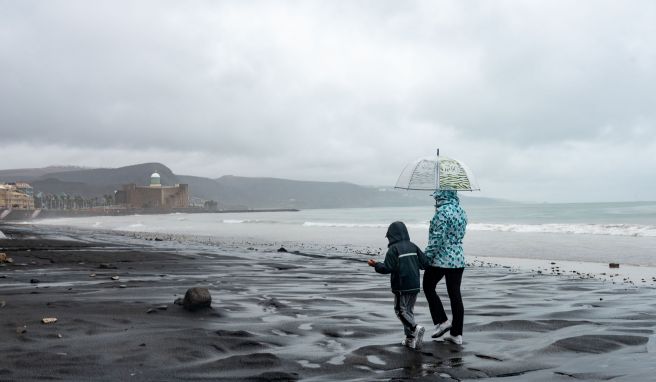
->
[0,183,35,209]
[116,173,189,209]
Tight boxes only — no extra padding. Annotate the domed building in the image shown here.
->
[150,172,161,187]
[116,172,189,209]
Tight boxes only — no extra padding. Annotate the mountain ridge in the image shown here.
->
[1,163,499,209]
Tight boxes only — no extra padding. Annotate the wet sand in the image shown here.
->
[1,224,656,381]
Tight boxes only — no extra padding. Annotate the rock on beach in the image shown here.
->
[182,287,212,311]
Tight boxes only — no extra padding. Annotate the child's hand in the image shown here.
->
[367,259,377,267]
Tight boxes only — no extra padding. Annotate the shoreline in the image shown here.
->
[0,207,300,222]
[6,221,656,288]
[2,224,656,380]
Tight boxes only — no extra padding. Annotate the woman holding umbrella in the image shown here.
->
[394,150,477,346]
[422,189,467,345]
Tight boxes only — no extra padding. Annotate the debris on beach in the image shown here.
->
[277,246,288,252]
[182,287,212,311]
[89,273,96,277]
[16,326,27,335]
[0,253,14,264]
[41,317,58,324]
[147,305,168,314]
[99,263,116,269]
[30,279,40,284]
[111,276,120,280]
[259,297,287,311]
[609,263,620,268]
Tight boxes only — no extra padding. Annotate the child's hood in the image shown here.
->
[385,221,410,247]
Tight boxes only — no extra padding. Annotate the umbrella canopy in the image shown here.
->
[394,151,480,191]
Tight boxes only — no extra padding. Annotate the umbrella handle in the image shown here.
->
[435,148,440,191]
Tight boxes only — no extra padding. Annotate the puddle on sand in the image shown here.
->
[298,360,321,369]
[327,355,345,365]
[367,355,386,365]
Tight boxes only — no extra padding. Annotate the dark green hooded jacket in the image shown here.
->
[375,221,429,294]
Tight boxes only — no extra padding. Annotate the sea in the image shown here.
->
[31,201,656,267]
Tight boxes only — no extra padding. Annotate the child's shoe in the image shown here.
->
[401,337,415,347]
[432,320,452,338]
[412,325,425,349]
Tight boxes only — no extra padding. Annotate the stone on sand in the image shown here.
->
[42,317,58,324]
[182,287,212,311]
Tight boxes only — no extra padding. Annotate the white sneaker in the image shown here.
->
[412,325,425,349]
[442,333,463,345]
[401,337,415,347]
[432,320,452,338]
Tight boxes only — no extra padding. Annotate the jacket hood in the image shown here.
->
[385,221,410,247]
[432,190,459,208]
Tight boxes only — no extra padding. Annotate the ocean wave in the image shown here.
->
[303,222,388,228]
[222,219,245,224]
[468,223,656,237]
[221,219,279,224]
[302,222,430,230]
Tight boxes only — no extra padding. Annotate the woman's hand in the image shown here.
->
[367,259,377,267]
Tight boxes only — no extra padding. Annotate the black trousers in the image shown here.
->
[423,266,464,336]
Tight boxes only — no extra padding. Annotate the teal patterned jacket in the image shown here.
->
[425,190,468,268]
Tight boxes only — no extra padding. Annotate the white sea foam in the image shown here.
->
[302,222,388,228]
[221,219,279,224]
[302,221,430,230]
[468,223,656,237]
[222,219,245,224]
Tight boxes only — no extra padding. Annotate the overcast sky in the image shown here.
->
[1,1,655,202]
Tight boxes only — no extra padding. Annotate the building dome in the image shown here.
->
[150,172,161,187]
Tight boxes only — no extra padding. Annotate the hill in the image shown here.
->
[1,163,497,209]
[0,166,87,182]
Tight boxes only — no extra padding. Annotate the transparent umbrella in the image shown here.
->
[394,149,480,191]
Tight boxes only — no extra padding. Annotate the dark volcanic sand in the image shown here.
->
[1,224,656,381]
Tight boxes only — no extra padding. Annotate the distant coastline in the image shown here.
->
[0,207,299,222]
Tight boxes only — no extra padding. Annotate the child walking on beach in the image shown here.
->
[368,221,429,349]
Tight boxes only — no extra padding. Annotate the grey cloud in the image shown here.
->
[0,1,655,201]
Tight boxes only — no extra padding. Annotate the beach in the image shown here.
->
[1,223,655,381]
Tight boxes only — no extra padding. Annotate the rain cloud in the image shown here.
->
[1,0,655,202]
